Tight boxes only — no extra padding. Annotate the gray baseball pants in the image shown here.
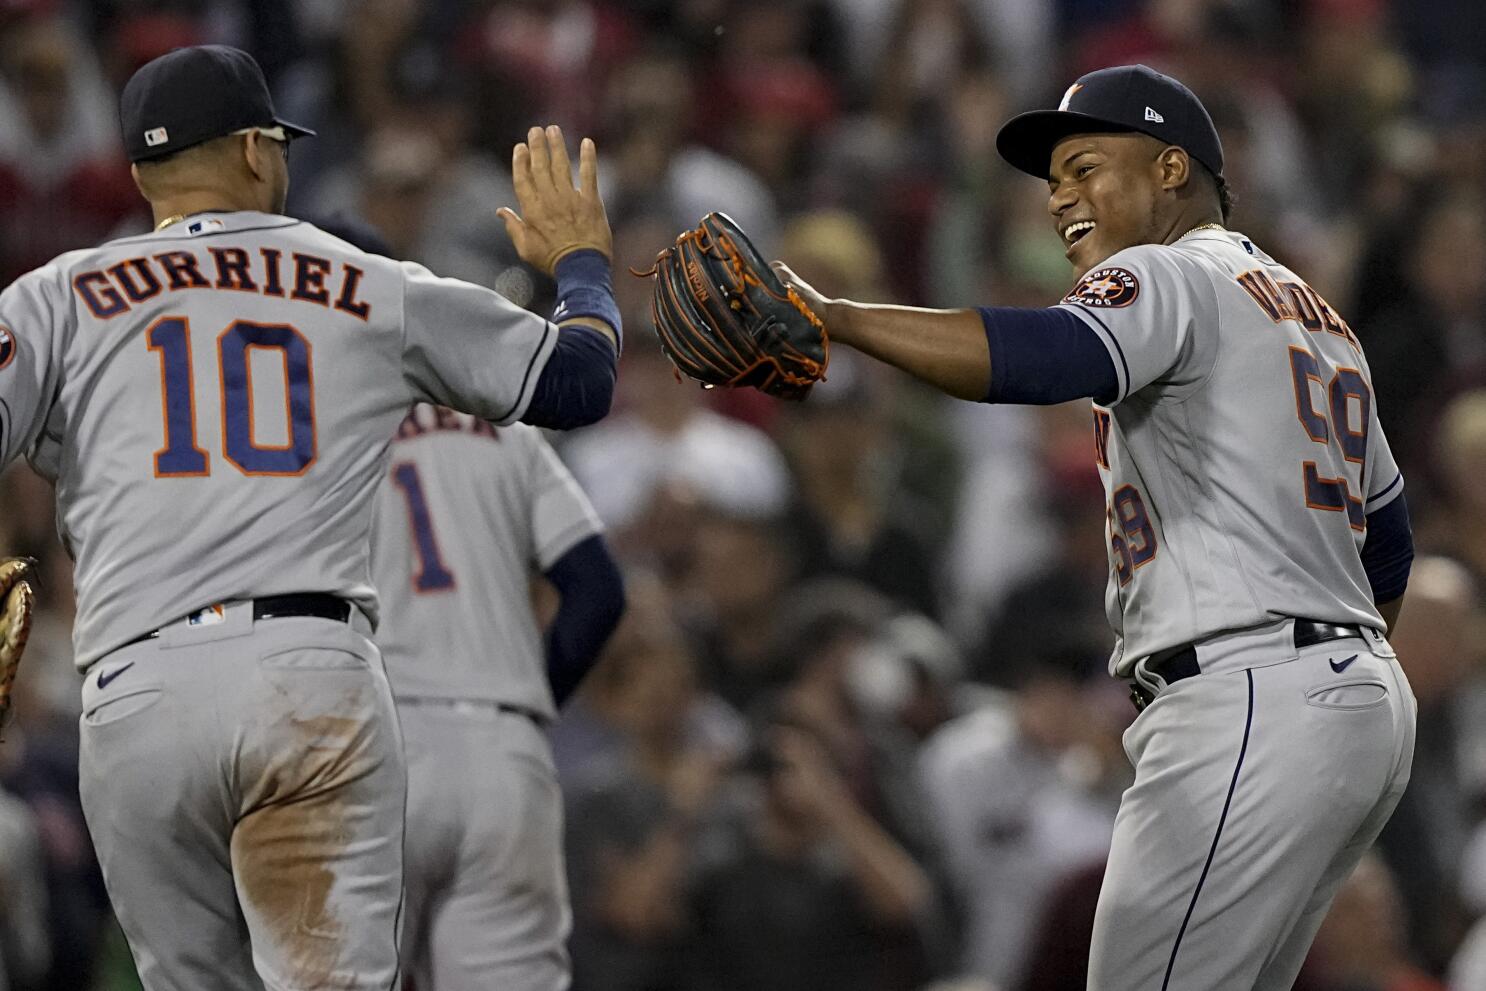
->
[397,700,570,991]
[1088,620,1415,990]
[78,603,406,991]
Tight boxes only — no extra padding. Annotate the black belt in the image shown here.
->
[124,593,352,648]
[1129,619,1365,712]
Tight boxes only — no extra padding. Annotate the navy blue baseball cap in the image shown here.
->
[996,65,1223,180]
[120,45,314,162]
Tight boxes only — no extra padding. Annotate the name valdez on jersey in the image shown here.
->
[72,245,372,321]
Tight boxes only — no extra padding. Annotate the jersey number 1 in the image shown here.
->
[149,316,316,477]
[389,463,457,593]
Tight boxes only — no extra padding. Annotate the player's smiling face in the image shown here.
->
[1047,132,1167,280]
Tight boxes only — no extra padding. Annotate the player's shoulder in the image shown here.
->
[1104,239,1219,279]
[1063,239,1224,312]
[0,245,100,307]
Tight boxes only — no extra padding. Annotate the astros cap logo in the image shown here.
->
[1058,83,1084,112]
[0,325,16,371]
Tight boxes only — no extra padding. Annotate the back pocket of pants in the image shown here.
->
[84,688,164,726]
[1306,680,1388,710]
[260,646,368,670]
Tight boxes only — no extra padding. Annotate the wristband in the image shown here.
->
[553,249,622,350]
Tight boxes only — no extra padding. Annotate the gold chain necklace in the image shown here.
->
[1184,222,1226,237]
[155,214,186,231]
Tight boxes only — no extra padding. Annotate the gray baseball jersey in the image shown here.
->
[1058,228,1402,675]
[369,405,603,718]
[370,407,601,989]
[0,211,557,667]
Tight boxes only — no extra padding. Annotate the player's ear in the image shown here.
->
[242,131,268,182]
[1159,147,1191,193]
[129,162,147,200]
[242,130,277,184]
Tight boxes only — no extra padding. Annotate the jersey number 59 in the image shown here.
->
[1287,346,1368,530]
[148,316,316,477]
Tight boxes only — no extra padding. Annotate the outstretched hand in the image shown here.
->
[498,125,612,276]
[771,261,829,324]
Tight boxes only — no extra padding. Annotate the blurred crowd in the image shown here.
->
[1,0,1485,989]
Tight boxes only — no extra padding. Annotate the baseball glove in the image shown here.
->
[0,557,37,740]
[637,212,828,400]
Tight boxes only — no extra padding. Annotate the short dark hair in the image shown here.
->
[1206,166,1235,224]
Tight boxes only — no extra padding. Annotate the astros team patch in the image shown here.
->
[1065,267,1140,308]
[0,325,15,371]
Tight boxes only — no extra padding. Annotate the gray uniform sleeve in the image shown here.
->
[0,272,60,469]
[1057,244,1218,403]
[1363,365,1404,513]
[524,428,605,571]
[399,261,558,425]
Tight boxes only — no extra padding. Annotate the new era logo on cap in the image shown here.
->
[995,65,1225,180]
[144,127,169,147]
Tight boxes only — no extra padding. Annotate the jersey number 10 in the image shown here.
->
[148,316,316,477]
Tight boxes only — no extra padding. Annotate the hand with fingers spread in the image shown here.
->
[498,124,612,276]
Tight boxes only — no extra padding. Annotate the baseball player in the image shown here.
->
[0,45,621,991]
[777,64,1417,990]
[369,402,624,990]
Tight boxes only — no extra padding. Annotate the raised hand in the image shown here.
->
[498,124,612,277]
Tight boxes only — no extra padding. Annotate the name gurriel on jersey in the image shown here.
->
[71,247,373,322]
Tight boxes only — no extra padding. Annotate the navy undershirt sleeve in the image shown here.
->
[521,324,616,429]
[1361,491,1414,604]
[544,534,626,705]
[978,307,1120,405]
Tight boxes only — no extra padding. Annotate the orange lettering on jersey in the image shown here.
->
[1237,269,1362,355]
[1236,270,1288,322]
[1281,281,1324,332]
[108,258,162,303]
[154,250,210,290]
[468,417,499,441]
[433,406,461,433]
[260,247,286,296]
[291,253,332,306]
[1317,298,1360,349]
[210,247,259,292]
[1092,408,1111,469]
[334,263,371,321]
[396,407,427,439]
[73,270,129,318]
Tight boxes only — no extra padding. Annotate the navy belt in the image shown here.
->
[1129,618,1365,712]
[124,593,351,648]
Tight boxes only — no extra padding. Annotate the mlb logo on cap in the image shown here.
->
[120,46,315,162]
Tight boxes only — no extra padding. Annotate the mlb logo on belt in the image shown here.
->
[144,127,169,147]
[187,604,226,627]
